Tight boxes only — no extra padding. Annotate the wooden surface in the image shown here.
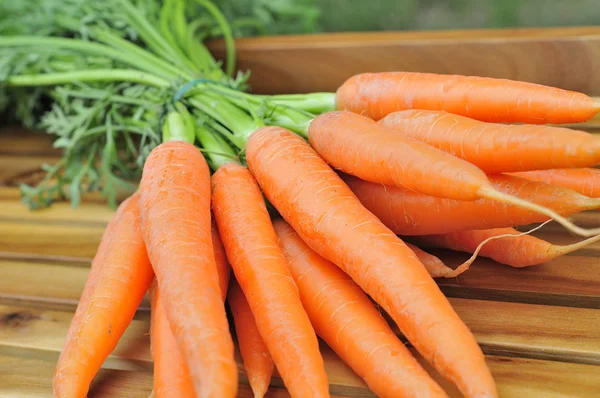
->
[0,129,599,397]
[209,26,600,95]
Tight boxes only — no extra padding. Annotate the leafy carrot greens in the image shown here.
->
[0,0,332,210]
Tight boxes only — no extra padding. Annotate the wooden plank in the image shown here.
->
[437,253,600,308]
[0,354,345,398]
[0,304,373,397]
[0,128,58,157]
[0,199,114,227]
[1,304,599,397]
[0,156,58,187]
[0,221,104,258]
[0,212,597,309]
[0,260,150,313]
[450,298,600,365]
[208,27,600,95]
[2,292,599,366]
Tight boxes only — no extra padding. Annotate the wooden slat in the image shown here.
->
[0,221,104,258]
[449,298,600,365]
[0,354,349,398]
[1,288,599,367]
[1,304,599,397]
[437,253,600,308]
[209,27,600,95]
[0,155,58,187]
[0,128,59,157]
[0,209,598,309]
[0,304,373,397]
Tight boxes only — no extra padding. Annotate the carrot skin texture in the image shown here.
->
[53,193,154,398]
[139,141,237,398]
[274,219,448,398]
[343,173,600,235]
[247,127,497,398]
[308,111,490,200]
[509,168,600,198]
[149,279,195,398]
[149,225,231,398]
[336,72,599,123]
[212,162,329,398]
[227,278,274,398]
[379,110,600,173]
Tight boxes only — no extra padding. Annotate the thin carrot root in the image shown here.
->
[552,231,600,256]
[478,185,600,237]
[445,221,553,277]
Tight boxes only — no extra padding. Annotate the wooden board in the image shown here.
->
[3,27,600,395]
[0,133,599,396]
[209,26,600,96]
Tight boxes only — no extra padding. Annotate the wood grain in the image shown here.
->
[2,304,600,397]
[209,27,600,95]
[0,355,352,398]
[436,253,600,308]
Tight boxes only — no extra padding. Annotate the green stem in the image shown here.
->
[6,69,171,87]
[267,92,337,114]
[54,15,185,80]
[158,0,201,76]
[118,0,194,75]
[162,109,195,143]
[195,123,237,170]
[189,93,262,147]
[192,0,236,78]
[0,36,172,79]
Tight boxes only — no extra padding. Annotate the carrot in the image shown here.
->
[335,71,600,124]
[149,223,232,398]
[378,110,600,173]
[308,111,598,237]
[211,162,329,398]
[149,279,195,398]
[405,243,455,278]
[138,140,237,398]
[54,193,154,397]
[343,173,600,236]
[212,221,233,300]
[273,218,448,398]
[247,127,497,398]
[414,227,600,270]
[509,168,600,198]
[227,278,274,398]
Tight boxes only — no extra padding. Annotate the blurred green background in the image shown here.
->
[222,0,600,36]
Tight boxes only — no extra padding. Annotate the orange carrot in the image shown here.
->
[247,127,497,398]
[273,218,448,398]
[54,193,154,397]
[509,168,600,198]
[335,71,600,123]
[149,223,232,398]
[415,227,600,270]
[379,110,600,173]
[308,111,597,237]
[212,162,329,398]
[149,279,195,398]
[139,141,237,398]
[343,173,600,235]
[405,243,455,278]
[212,221,233,300]
[227,278,274,398]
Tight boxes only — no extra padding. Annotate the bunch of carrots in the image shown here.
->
[50,64,600,398]
[3,1,599,397]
